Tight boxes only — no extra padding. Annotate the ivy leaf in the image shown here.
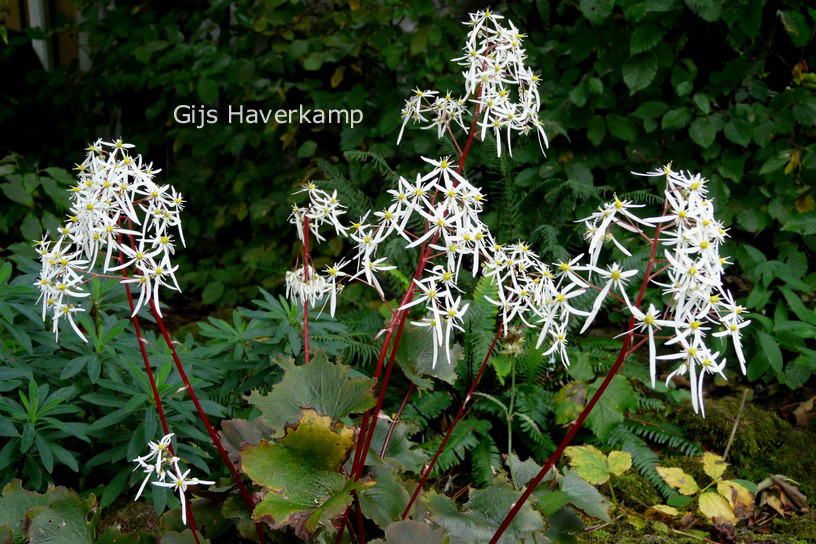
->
[242,410,364,533]
[702,451,727,481]
[698,491,737,524]
[423,478,547,543]
[370,521,445,544]
[359,466,411,529]
[579,0,614,24]
[246,351,376,436]
[558,469,611,521]
[396,324,459,390]
[689,114,723,148]
[656,466,699,495]
[622,52,658,94]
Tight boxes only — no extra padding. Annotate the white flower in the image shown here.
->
[153,464,215,525]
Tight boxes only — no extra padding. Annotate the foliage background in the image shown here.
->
[0,0,815,541]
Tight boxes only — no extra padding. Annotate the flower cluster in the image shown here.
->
[285,156,611,369]
[132,434,214,525]
[35,140,185,341]
[398,9,548,157]
[577,165,750,415]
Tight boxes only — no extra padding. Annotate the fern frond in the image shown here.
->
[608,425,681,501]
[471,434,501,488]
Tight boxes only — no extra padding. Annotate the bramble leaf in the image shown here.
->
[246,351,375,436]
[656,466,699,495]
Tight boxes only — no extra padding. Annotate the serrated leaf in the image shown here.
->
[684,0,722,21]
[559,469,611,521]
[554,381,586,425]
[623,52,659,94]
[717,480,754,520]
[607,451,633,476]
[656,466,699,495]
[698,491,737,524]
[396,324,459,390]
[702,452,727,481]
[423,478,547,543]
[606,114,637,142]
[564,445,609,484]
[630,25,664,54]
[689,114,723,148]
[662,107,692,130]
[246,351,375,436]
[242,410,362,532]
[372,520,445,544]
[579,0,614,24]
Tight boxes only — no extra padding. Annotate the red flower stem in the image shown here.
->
[148,300,267,544]
[380,382,415,458]
[488,182,670,544]
[352,83,485,479]
[118,240,200,543]
[402,322,503,518]
[303,216,311,364]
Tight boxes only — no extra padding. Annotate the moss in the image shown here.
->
[575,524,702,543]
[772,509,816,542]
[674,397,816,501]
[612,471,662,510]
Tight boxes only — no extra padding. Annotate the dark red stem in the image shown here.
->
[303,216,311,364]
[488,184,670,544]
[402,322,503,518]
[148,300,267,544]
[380,382,415,458]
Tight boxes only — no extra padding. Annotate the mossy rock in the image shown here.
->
[772,509,816,542]
[612,471,662,510]
[674,397,816,502]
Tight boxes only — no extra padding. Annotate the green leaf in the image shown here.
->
[201,280,224,305]
[554,381,586,424]
[723,118,753,147]
[297,140,318,159]
[689,114,723,148]
[396,323,459,390]
[42,167,74,185]
[196,77,218,104]
[759,150,792,175]
[359,466,411,529]
[559,469,611,521]
[246,351,375,436]
[242,410,362,532]
[0,481,96,544]
[692,93,710,114]
[606,114,637,142]
[684,0,722,22]
[580,0,615,24]
[622,52,659,94]
[371,521,445,544]
[630,24,664,54]
[662,107,692,130]
[586,115,606,146]
[1,182,34,207]
[423,479,547,543]
[757,331,783,374]
[585,375,637,441]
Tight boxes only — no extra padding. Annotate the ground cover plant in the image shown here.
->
[1,1,815,543]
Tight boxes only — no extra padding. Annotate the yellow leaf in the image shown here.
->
[717,480,754,520]
[648,504,680,517]
[564,445,610,485]
[702,452,728,481]
[698,491,737,524]
[656,466,699,495]
[796,194,815,213]
[331,66,346,89]
[607,451,632,476]
[784,149,802,175]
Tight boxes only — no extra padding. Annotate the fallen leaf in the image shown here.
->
[699,491,737,525]
[792,396,816,427]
